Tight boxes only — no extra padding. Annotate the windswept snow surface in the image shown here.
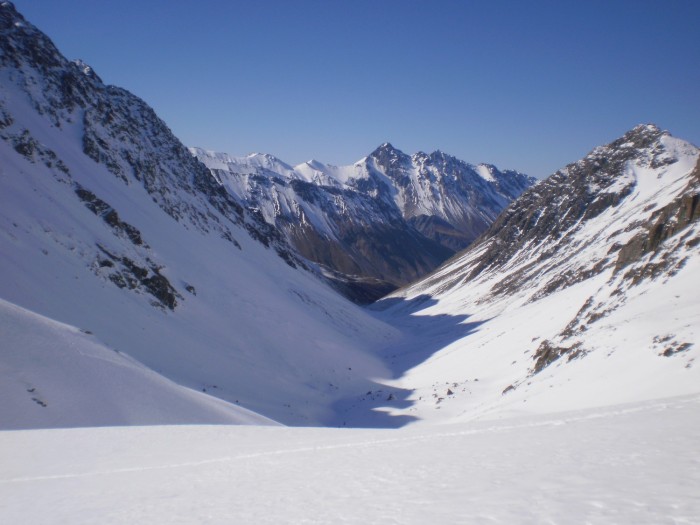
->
[1,395,698,524]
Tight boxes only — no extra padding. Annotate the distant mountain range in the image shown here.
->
[192,144,535,302]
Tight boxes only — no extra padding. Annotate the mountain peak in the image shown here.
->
[369,142,409,168]
[1,2,37,40]
[428,149,460,164]
[1,0,69,82]
[378,123,700,432]
[302,159,326,170]
[622,123,668,143]
[577,123,675,174]
[630,122,663,134]
[0,1,18,17]
[371,142,404,155]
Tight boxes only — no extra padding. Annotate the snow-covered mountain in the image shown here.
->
[2,3,698,521]
[370,123,700,423]
[2,0,698,435]
[192,145,534,303]
[0,1,400,428]
[356,143,535,249]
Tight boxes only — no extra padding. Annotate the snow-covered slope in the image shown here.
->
[370,124,700,424]
[191,144,534,302]
[0,298,276,429]
[2,394,698,524]
[0,1,399,428]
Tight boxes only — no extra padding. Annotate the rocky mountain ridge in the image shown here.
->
[374,123,700,423]
[192,143,535,302]
[0,2,309,310]
[418,124,699,300]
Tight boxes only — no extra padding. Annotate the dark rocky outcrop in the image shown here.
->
[532,340,586,374]
[464,126,666,284]
[615,158,700,279]
[410,125,694,305]
[96,245,181,310]
[74,184,146,247]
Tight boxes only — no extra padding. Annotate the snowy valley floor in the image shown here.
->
[2,394,699,524]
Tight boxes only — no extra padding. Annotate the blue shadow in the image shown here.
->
[326,294,486,428]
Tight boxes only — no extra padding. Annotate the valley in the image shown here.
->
[1,2,699,523]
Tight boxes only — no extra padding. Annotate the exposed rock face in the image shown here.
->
[417,124,700,303]
[2,0,531,309]
[364,144,535,250]
[615,158,700,274]
[278,176,454,292]
[464,125,673,283]
[531,340,585,374]
[192,144,534,303]
[74,184,147,247]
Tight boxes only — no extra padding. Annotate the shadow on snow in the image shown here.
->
[327,294,486,429]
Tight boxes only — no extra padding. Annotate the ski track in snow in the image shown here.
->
[1,394,699,524]
[2,394,697,485]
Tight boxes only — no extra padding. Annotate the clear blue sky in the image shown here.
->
[11,0,700,178]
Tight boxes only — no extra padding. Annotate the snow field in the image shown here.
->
[0,298,277,428]
[1,394,698,524]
